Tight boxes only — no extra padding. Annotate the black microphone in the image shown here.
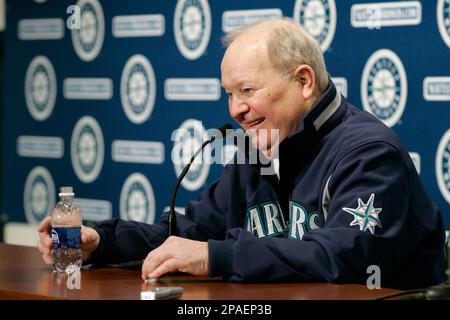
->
[168,123,234,236]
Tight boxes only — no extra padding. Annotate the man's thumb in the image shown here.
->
[81,230,94,243]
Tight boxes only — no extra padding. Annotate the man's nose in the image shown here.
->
[229,96,250,120]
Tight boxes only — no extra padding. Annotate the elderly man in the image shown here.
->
[38,18,445,289]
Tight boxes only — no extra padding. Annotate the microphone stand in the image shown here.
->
[168,124,233,237]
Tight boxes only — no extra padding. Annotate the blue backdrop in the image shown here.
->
[2,0,450,229]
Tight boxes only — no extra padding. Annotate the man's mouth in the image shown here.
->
[246,118,265,130]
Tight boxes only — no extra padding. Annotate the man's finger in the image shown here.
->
[141,257,163,280]
[38,220,52,243]
[37,217,52,233]
[144,249,172,274]
[141,250,171,280]
[149,259,179,279]
[42,254,51,265]
[37,240,51,255]
[37,237,52,252]
[81,231,93,244]
[38,236,53,248]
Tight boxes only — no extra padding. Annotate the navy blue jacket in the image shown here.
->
[91,81,446,289]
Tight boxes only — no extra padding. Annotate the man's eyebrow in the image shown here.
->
[221,76,262,91]
[227,79,254,88]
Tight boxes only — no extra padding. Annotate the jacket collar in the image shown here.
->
[284,78,347,143]
[273,78,347,187]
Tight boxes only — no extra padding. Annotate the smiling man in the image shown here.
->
[38,18,446,289]
[221,19,325,156]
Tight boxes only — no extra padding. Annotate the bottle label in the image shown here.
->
[51,227,81,249]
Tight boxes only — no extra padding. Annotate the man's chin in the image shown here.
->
[247,128,281,157]
[251,138,277,158]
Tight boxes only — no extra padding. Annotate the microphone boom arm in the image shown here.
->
[168,139,213,236]
[168,123,233,237]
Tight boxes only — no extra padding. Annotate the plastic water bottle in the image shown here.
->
[51,186,83,272]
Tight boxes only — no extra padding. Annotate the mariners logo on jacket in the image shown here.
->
[437,0,450,48]
[120,173,155,224]
[246,202,286,238]
[120,54,156,124]
[246,201,321,240]
[174,0,211,60]
[71,116,104,183]
[71,0,105,62]
[25,56,56,121]
[23,166,55,224]
[361,49,407,128]
[343,193,382,234]
[293,0,336,52]
[171,119,211,191]
[436,129,450,204]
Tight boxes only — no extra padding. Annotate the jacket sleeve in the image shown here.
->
[87,166,235,266]
[208,142,444,287]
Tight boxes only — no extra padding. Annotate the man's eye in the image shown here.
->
[242,88,252,94]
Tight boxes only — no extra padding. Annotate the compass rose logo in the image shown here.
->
[71,0,105,62]
[437,0,450,48]
[171,119,211,191]
[342,193,382,234]
[23,166,55,224]
[293,0,337,52]
[436,129,450,204]
[71,116,104,183]
[120,173,155,224]
[120,54,156,124]
[361,49,407,128]
[174,0,211,60]
[25,56,57,121]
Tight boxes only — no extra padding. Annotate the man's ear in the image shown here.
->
[293,65,316,100]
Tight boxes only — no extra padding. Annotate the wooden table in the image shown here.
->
[0,243,400,300]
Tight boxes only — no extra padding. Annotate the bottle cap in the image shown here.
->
[59,186,74,197]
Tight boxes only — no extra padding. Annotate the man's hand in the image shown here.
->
[141,236,209,280]
[37,216,100,265]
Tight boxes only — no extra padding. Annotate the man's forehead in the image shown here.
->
[221,41,271,72]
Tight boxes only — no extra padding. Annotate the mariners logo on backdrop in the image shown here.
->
[71,116,104,183]
[23,166,55,224]
[361,49,407,128]
[331,77,348,97]
[221,8,283,33]
[350,2,422,29]
[71,0,105,62]
[174,0,211,60]
[172,119,211,191]
[120,173,155,224]
[293,0,337,52]
[120,54,156,124]
[437,0,450,48]
[25,56,56,121]
[18,18,65,40]
[436,129,450,204]
[423,77,450,101]
[343,193,382,234]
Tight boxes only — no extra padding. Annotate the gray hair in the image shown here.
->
[222,18,329,93]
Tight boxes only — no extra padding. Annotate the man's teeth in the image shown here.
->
[251,119,264,126]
